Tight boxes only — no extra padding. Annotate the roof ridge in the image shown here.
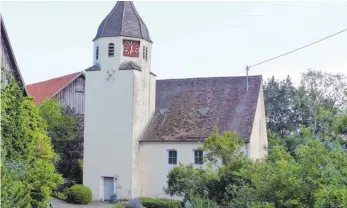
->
[157,75,262,82]
[129,1,143,39]
[120,1,125,36]
[49,72,83,99]
[27,71,82,86]
[100,2,119,37]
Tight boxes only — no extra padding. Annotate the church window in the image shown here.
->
[108,43,114,57]
[96,46,99,60]
[194,150,203,165]
[168,150,177,165]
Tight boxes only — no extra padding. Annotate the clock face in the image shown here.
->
[123,40,140,57]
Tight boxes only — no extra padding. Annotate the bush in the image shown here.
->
[113,202,127,208]
[52,190,67,200]
[186,196,218,208]
[126,198,142,208]
[139,197,181,208]
[66,185,92,204]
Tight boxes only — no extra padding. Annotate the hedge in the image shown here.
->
[139,197,181,208]
[66,185,92,204]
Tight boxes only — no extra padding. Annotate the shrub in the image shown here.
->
[139,197,181,208]
[51,190,67,200]
[113,202,127,208]
[66,185,92,204]
[186,196,218,208]
[127,198,142,208]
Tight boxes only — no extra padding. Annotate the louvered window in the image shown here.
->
[145,47,148,60]
[108,43,114,57]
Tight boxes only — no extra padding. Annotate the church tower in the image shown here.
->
[83,1,156,201]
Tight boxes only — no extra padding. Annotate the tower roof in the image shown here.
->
[93,1,152,43]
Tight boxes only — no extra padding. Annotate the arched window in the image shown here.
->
[108,43,114,57]
[96,46,99,60]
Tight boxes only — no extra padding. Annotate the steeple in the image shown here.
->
[93,1,152,43]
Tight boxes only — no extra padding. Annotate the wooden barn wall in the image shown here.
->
[54,76,85,115]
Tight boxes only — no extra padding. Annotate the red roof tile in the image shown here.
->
[27,72,81,104]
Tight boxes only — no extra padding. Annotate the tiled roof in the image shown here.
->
[27,71,262,142]
[26,72,82,104]
[93,1,152,43]
[141,75,262,142]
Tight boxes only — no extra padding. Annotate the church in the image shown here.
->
[26,1,268,201]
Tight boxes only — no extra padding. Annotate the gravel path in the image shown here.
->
[50,197,114,208]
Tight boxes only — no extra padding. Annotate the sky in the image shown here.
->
[2,1,347,85]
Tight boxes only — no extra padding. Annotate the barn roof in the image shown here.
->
[141,75,262,142]
[93,1,152,42]
[26,72,83,104]
[1,15,28,95]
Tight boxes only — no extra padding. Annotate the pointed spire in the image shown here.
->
[94,1,152,42]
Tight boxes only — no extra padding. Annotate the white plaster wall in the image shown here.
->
[84,36,154,200]
[85,36,133,200]
[149,74,156,117]
[131,39,153,197]
[140,142,247,198]
[249,83,268,159]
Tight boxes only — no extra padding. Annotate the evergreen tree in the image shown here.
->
[1,70,63,207]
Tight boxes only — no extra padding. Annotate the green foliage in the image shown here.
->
[165,163,215,201]
[113,203,128,208]
[1,72,63,207]
[139,197,181,208]
[264,76,307,136]
[185,196,218,208]
[313,186,347,208]
[166,130,252,207]
[39,99,83,185]
[66,184,92,204]
[51,189,67,200]
[264,69,347,139]
[200,129,246,166]
[166,125,347,207]
[334,113,347,135]
[1,160,31,208]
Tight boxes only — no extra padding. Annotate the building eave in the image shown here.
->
[49,72,84,99]
[1,15,28,95]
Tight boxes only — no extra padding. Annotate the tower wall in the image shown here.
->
[83,36,155,200]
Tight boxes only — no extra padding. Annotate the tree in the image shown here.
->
[1,71,63,207]
[264,76,310,136]
[300,69,347,136]
[165,125,347,207]
[165,130,252,207]
[264,69,347,138]
[38,100,84,185]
